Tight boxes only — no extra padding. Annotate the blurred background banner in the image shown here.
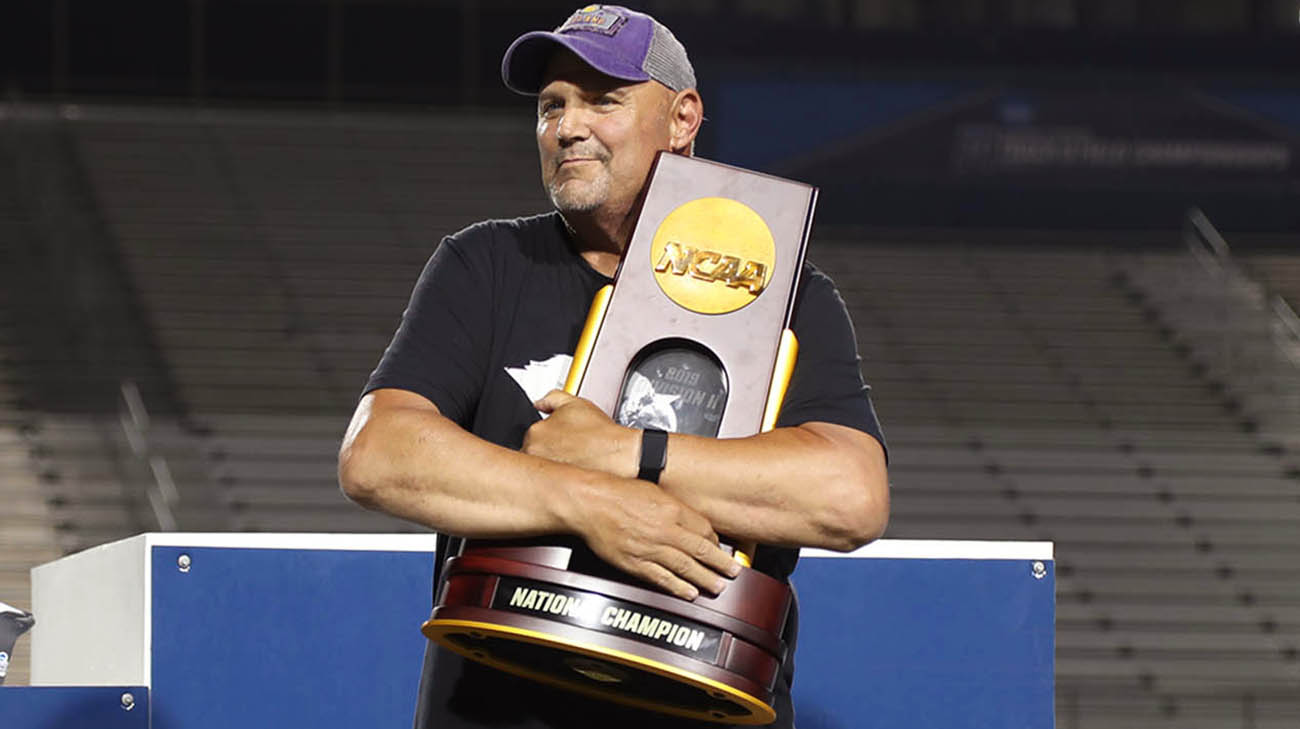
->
[713,78,1300,230]
[1,2,1298,727]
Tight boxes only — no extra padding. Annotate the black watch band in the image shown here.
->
[637,428,669,483]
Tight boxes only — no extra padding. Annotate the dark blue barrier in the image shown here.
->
[22,534,1053,729]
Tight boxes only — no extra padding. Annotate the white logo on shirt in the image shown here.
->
[505,354,573,418]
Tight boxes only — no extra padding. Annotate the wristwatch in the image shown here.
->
[637,428,669,483]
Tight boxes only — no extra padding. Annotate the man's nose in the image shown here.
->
[556,107,591,145]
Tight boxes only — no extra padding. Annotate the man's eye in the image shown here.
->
[596,96,618,106]
[539,101,562,116]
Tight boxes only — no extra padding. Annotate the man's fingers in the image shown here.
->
[628,550,729,601]
[663,547,730,596]
[682,532,743,579]
[672,502,719,544]
[636,562,700,602]
[534,389,574,413]
[669,503,742,578]
[596,536,733,600]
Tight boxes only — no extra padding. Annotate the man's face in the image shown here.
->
[536,50,675,219]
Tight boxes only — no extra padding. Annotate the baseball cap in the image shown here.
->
[501,5,696,96]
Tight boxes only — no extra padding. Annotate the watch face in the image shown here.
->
[615,343,727,437]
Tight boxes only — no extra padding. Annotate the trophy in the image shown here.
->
[423,153,816,724]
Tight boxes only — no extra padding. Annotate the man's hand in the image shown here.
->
[523,390,638,478]
[567,475,741,601]
[523,389,740,599]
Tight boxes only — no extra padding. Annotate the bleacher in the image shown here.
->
[1126,246,1300,445]
[61,105,553,534]
[0,129,61,687]
[0,102,1296,726]
[73,105,550,415]
[816,239,1299,724]
[1246,254,1300,322]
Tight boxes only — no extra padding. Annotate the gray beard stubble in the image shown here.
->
[547,174,610,214]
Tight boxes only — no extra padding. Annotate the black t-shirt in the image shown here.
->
[365,211,884,729]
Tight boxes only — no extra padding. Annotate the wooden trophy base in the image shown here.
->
[422,544,791,725]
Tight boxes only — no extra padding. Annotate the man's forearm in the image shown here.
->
[655,424,889,551]
[525,391,889,552]
[339,393,582,539]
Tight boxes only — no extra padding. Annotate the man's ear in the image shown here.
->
[668,89,703,155]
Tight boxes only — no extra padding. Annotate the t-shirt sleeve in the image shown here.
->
[775,264,887,458]
[363,231,492,427]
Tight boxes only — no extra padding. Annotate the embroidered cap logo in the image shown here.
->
[557,5,627,36]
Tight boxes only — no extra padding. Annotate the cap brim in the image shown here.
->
[501,31,651,95]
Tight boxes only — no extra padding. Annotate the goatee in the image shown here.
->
[548,176,611,214]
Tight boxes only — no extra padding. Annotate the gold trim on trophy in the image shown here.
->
[423,618,777,725]
[565,284,614,394]
[761,329,799,433]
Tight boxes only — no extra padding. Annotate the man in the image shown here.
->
[339,5,888,728]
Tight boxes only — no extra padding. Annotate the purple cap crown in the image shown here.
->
[501,5,696,96]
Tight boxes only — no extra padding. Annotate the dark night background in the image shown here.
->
[3,1,1300,234]
[2,3,1299,724]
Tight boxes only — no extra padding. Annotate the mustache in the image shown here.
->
[555,146,610,167]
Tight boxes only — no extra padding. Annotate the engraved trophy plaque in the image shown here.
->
[423,153,816,724]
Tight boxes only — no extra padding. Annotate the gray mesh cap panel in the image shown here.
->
[644,20,696,92]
